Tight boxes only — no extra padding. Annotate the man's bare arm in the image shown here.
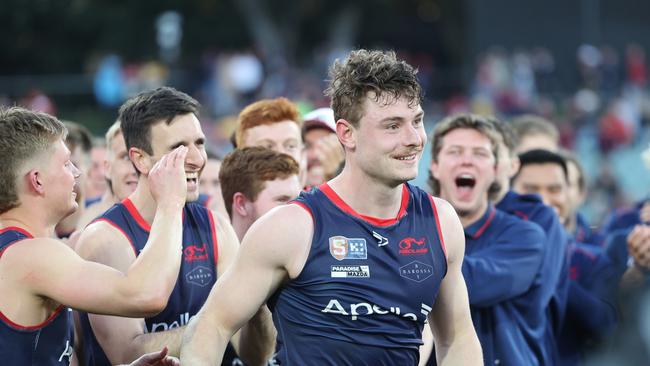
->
[211,210,276,365]
[181,204,313,365]
[428,198,482,365]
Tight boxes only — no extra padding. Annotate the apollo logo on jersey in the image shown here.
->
[329,236,368,261]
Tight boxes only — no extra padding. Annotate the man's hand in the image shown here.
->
[627,225,650,269]
[314,133,344,180]
[640,202,650,223]
[148,146,188,210]
[126,347,180,366]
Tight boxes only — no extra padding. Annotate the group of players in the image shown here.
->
[0,49,648,365]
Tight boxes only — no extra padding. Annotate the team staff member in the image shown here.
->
[489,118,569,363]
[428,114,549,365]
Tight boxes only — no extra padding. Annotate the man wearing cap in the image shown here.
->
[302,108,345,187]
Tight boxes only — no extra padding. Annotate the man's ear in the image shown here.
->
[26,169,45,195]
[336,119,356,150]
[509,155,521,179]
[232,192,251,217]
[129,147,151,176]
[429,159,441,180]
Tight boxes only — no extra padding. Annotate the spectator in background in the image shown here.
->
[57,121,93,239]
[302,107,344,187]
[235,97,307,186]
[85,137,108,206]
[427,113,548,365]
[511,114,560,153]
[198,148,229,218]
[76,121,138,231]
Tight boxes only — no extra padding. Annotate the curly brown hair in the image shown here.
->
[325,49,422,127]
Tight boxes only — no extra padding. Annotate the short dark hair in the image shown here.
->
[219,147,300,218]
[559,149,586,193]
[515,149,568,182]
[119,86,199,155]
[325,49,422,127]
[0,107,66,213]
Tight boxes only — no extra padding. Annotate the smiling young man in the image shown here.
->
[75,87,272,365]
[181,50,482,365]
[428,114,549,365]
[0,106,188,365]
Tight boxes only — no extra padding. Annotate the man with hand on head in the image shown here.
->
[75,87,272,365]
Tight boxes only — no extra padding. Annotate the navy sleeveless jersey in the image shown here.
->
[79,198,219,365]
[268,183,448,365]
[0,228,75,365]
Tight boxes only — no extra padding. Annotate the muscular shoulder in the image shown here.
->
[242,203,314,277]
[75,219,135,267]
[429,196,464,264]
[0,237,72,282]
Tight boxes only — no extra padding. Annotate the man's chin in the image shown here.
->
[186,192,200,203]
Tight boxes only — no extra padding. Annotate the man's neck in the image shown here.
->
[0,204,56,238]
[327,167,404,219]
[493,181,510,204]
[231,215,252,242]
[458,200,490,228]
[126,178,158,225]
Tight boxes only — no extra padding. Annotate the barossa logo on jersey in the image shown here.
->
[185,265,213,287]
[398,237,428,256]
[184,243,209,262]
[329,236,368,261]
[400,261,433,282]
[321,299,432,322]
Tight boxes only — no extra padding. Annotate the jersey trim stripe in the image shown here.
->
[123,198,152,232]
[318,183,409,227]
[204,195,213,209]
[92,217,138,257]
[207,209,219,266]
[0,226,33,238]
[291,201,314,222]
[0,305,64,331]
[428,195,447,259]
[472,206,496,239]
